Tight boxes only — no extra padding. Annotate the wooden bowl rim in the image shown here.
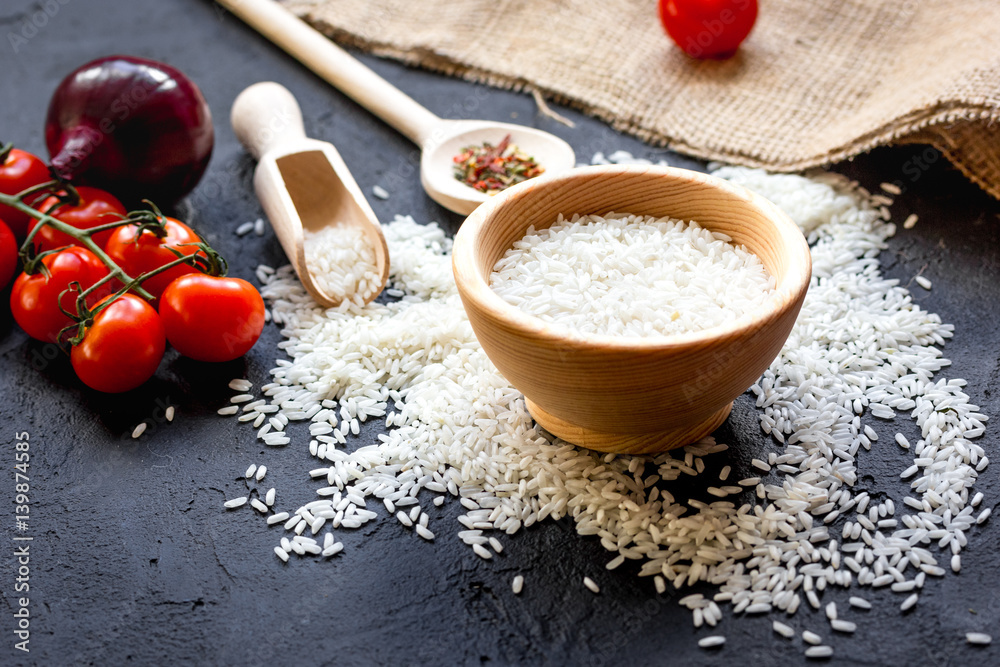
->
[453,164,812,351]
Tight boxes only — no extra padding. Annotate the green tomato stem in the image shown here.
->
[80,218,135,234]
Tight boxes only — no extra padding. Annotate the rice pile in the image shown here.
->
[490,214,776,337]
[223,160,990,656]
[302,224,380,307]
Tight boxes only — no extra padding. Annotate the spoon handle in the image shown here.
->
[218,0,442,146]
[231,81,308,159]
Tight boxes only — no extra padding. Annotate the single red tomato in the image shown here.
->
[10,247,114,343]
[30,186,127,251]
[104,216,204,300]
[0,218,16,290]
[0,147,50,239]
[658,0,758,59]
[159,274,265,362]
[70,293,165,393]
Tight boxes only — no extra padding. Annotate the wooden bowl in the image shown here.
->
[452,165,811,454]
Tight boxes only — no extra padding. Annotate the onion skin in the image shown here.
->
[45,55,214,205]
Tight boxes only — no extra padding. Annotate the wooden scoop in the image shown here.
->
[231,81,389,307]
[218,0,576,215]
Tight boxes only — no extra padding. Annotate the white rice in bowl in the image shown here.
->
[489,213,777,337]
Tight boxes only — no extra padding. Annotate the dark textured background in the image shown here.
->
[0,1,997,665]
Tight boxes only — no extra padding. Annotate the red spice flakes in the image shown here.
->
[453,134,544,194]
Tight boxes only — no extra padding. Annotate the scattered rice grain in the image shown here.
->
[224,497,247,509]
[697,636,725,649]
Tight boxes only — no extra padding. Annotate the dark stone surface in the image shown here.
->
[0,1,997,665]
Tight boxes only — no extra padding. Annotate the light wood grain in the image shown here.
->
[453,165,812,453]
[231,82,389,307]
[217,0,575,215]
[527,399,734,455]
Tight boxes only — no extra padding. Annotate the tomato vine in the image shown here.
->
[0,147,259,391]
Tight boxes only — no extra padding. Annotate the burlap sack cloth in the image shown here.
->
[285,0,1000,198]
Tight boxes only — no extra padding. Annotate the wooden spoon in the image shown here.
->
[231,81,389,307]
[217,0,576,215]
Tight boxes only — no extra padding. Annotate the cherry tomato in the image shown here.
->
[0,218,16,290]
[658,0,758,59]
[30,186,127,251]
[10,247,114,343]
[159,274,265,362]
[104,216,204,301]
[70,294,165,393]
[0,148,50,239]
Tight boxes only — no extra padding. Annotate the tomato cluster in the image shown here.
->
[1,147,265,394]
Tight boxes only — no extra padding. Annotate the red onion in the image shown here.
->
[45,55,214,205]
